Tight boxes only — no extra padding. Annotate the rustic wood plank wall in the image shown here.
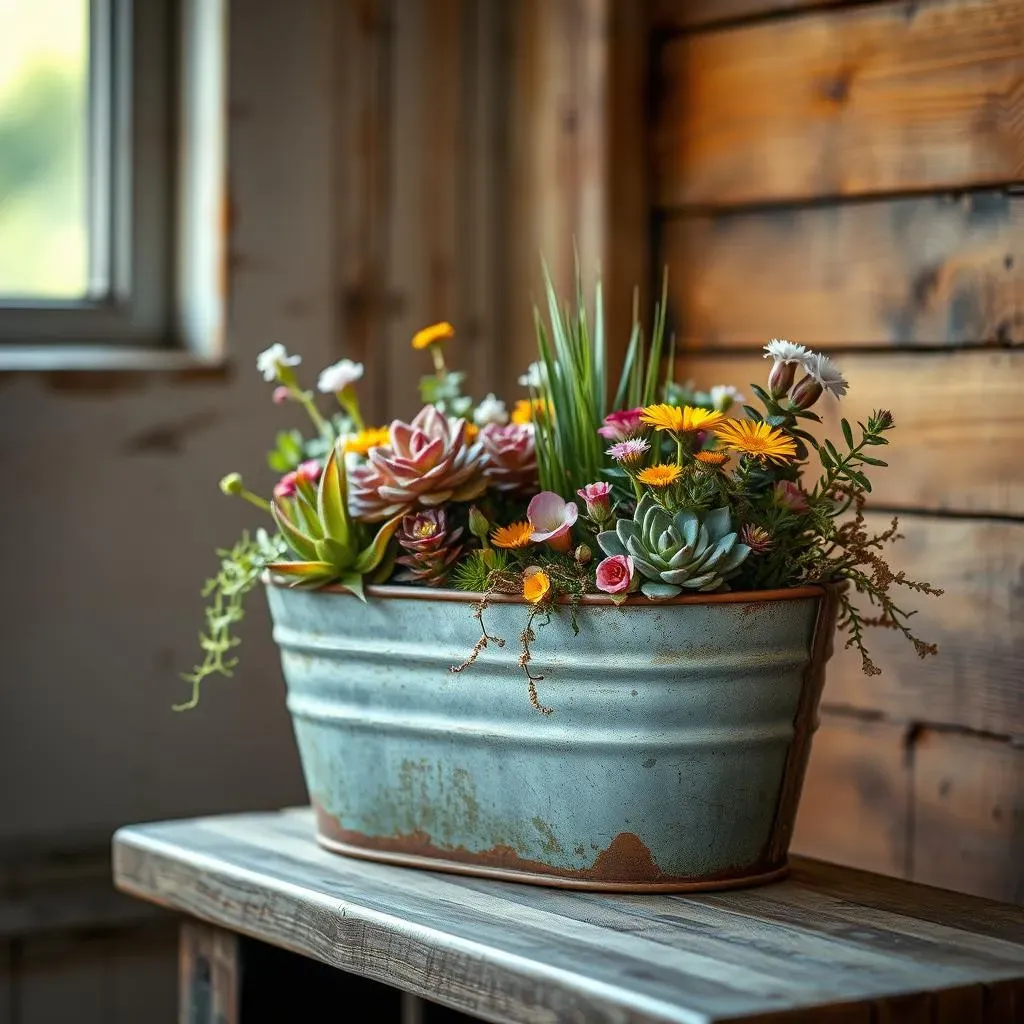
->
[651,0,1024,903]
[338,0,648,424]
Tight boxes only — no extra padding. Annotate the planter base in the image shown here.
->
[315,831,791,893]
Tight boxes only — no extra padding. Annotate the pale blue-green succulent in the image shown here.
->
[597,494,750,599]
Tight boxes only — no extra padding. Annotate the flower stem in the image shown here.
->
[240,490,271,513]
[338,390,366,431]
[291,385,332,440]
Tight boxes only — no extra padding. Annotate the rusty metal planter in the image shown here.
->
[266,581,839,892]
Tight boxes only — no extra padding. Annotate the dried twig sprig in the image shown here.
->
[518,612,553,715]
[450,593,506,674]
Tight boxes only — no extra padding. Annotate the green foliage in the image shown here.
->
[420,370,472,418]
[612,270,670,412]
[269,441,401,597]
[176,529,287,711]
[450,548,510,592]
[531,262,670,497]
[267,429,306,473]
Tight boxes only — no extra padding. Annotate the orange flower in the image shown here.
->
[636,463,683,488]
[344,427,391,456]
[694,450,729,467]
[463,422,479,443]
[523,567,551,604]
[491,520,533,549]
[511,398,552,425]
[411,321,455,350]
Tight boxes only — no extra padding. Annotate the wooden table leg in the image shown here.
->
[179,922,239,1024]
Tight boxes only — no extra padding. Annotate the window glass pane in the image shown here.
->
[0,0,89,300]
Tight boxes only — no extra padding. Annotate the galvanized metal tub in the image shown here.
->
[266,581,839,892]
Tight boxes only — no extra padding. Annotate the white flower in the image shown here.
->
[709,384,744,412]
[317,358,364,393]
[473,393,509,426]
[518,361,547,389]
[257,343,301,382]
[801,351,849,399]
[763,339,809,364]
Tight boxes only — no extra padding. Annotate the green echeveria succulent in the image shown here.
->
[597,494,751,599]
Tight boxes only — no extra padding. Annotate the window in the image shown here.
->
[0,0,226,365]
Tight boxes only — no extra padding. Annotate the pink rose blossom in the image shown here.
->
[273,471,298,500]
[577,481,612,522]
[596,554,635,595]
[527,491,579,552]
[597,407,645,441]
[774,480,809,512]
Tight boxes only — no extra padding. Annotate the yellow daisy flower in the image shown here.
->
[636,463,683,488]
[523,567,551,604]
[344,427,391,456]
[411,321,455,350]
[640,404,723,434]
[714,419,798,464]
[491,521,534,549]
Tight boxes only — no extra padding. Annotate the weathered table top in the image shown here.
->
[113,808,1024,1024]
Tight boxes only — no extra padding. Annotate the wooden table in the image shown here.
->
[113,808,1024,1024]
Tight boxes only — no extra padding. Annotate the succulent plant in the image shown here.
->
[269,441,401,599]
[479,422,538,495]
[348,405,486,522]
[395,509,464,586]
[597,494,750,598]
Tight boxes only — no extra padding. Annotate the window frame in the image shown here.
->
[0,0,226,366]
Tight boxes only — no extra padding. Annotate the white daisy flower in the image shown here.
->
[317,358,364,393]
[762,339,809,364]
[801,351,849,399]
[518,361,547,389]
[257,343,301,382]
[709,384,744,412]
[473,393,509,426]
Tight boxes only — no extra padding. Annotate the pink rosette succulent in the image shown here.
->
[479,422,538,494]
[774,479,809,513]
[349,405,486,521]
[577,481,612,522]
[595,554,636,601]
[597,407,645,441]
[527,491,579,552]
[296,459,322,485]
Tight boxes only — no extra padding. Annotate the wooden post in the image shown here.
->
[179,923,239,1024]
[508,0,651,385]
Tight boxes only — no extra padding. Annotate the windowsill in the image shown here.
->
[0,345,228,374]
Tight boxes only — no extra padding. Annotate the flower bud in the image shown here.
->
[272,386,291,405]
[574,544,593,566]
[468,505,490,541]
[790,374,823,410]
[219,472,244,496]
[767,359,797,398]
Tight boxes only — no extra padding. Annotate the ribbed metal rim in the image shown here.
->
[266,573,832,607]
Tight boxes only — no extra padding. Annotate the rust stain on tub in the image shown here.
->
[313,801,671,883]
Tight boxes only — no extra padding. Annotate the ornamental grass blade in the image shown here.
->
[317,442,351,544]
[271,500,318,560]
